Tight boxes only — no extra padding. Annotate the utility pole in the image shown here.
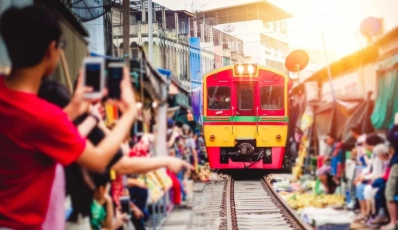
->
[321,32,335,102]
[123,0,130,67]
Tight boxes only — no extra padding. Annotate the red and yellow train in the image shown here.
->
[202,63,294,170]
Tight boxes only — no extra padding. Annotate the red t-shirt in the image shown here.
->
[0,77,86,229]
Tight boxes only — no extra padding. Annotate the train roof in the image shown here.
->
[203,64,289,80]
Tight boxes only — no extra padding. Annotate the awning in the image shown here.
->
[371,53,398,130]
[157,68,172,78]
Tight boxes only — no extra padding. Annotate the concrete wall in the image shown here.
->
[320,62,377,103]
[214,20,288,67]
[379,36,398,57]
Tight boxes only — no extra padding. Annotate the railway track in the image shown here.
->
[225,176,310,230]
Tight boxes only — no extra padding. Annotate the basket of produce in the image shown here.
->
[286,194,345,211]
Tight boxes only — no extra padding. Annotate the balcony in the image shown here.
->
[177,34,189,45]
[113,23,178,41]
[131,23,159,36]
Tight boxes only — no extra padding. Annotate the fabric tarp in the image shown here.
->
[314,99,373,152]
[371,53,398,130]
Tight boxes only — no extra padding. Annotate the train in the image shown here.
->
[202,63,296,170]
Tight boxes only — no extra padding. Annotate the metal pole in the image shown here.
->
[149,0,165,157]
[155,84,168,157]
[123,0,130,67]
[148,0,153,62]
[321,32,335,102]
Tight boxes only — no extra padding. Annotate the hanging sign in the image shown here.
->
[300,107,314,132]
[304,81,319,102]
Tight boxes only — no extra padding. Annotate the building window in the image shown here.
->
[260,86,284,110]
[238,88,253,110]
[208,86,230,110]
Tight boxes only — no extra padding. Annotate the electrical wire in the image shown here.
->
[243,150,264,169]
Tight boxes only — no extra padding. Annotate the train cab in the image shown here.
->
[202,64,294,170]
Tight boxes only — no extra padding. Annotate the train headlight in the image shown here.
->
[210,135,215,141]
[248,64,254,74]
[276,135,282,141]
[234,63,257,76]
[237,65,244,74]
[266,149,271,156]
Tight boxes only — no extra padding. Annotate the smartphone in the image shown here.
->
[107,62,124,99]
[120,196,131,218]
[83,57,105,99]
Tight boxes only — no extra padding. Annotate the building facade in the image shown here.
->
[196,1,293,75]
[111,0,245,92]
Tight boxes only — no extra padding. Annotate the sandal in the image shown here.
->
[354,215,368,224]
[371,216,389,225]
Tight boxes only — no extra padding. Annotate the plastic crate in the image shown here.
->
[317,224,350,230]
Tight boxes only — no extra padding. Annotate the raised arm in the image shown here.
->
[112,155,193,175]
[76,67,138,172]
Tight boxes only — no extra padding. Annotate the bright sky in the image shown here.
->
[156,0,398,60]
[268,0,398,59]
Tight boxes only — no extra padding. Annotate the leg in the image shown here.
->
[131,215,146,230]
[364,185,375,216]
[384,164,398,227]
[169,172,181,204]
[129,187,148,211]
[356,183,367,216]
[318,174,329,193]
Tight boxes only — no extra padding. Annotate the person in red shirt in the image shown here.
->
[0,6,140,229]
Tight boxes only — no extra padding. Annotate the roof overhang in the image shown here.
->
[35,0,89,37]
[174,10,196,18]
[304,27,398,84]
[196,0,293,25]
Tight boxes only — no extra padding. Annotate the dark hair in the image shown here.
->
[175,121,183,128]
[38,79,71,108]
[365,133,384,146]
[327,133,336,140]
[92,172,109,189]
[350,124,362,135]
[0,6,62,68]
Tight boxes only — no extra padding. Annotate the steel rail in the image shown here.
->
[262,176,311,230]
[225,175,234,230]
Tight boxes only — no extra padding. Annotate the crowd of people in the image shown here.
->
[315,114,398,229]
[0,6,199,230]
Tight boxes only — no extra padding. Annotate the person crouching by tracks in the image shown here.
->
[316,133,342,194]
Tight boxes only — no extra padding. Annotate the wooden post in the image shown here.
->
[60,50,73,94]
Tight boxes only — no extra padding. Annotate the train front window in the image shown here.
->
[260,86,283,110]
[238,88,253,110]
[208,86,231,110]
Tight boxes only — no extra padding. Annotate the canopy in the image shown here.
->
[157,68,172,78]
[371,53,398,130]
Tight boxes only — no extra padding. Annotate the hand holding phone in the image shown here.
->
[108,67,137,114]
[83,57,105,99]
[119,196,131,218]
[107,62,124,99]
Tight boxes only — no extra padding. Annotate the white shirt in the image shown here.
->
[363,157,389,181]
